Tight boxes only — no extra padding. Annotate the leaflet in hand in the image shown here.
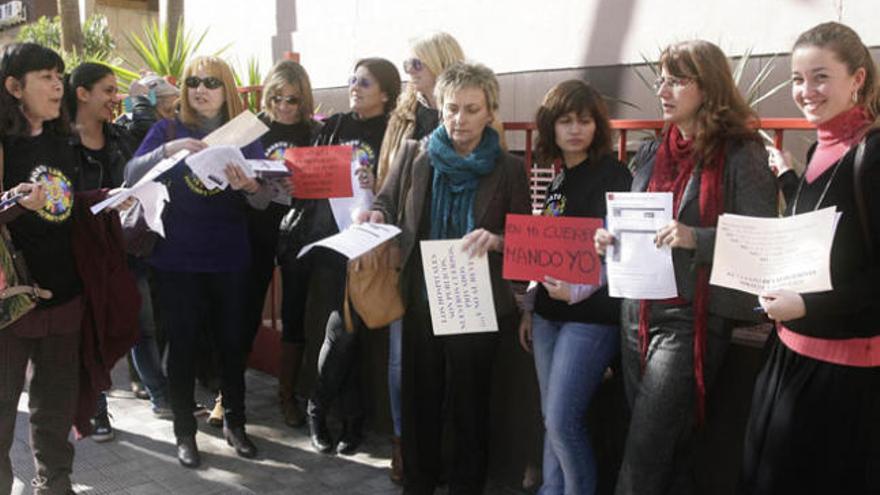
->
[297,222,401,260]
[605,192,678,299]
[90,111,268,214]
[420,239,498,336]
[185,145,250,190]
[709,207,838,295]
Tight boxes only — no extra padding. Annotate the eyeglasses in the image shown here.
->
[270,95,301,105]
[652,76,693,91]
[403,58,424,73]
[185,76,224,90]
[348,75,373,89]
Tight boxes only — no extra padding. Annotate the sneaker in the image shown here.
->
[91,412,115,442]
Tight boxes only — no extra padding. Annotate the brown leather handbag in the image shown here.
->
[344,239,404,330]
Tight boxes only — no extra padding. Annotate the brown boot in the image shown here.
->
[390,435,404,485]
[278,342,305,427]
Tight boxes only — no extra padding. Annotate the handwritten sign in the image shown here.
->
[286,145,354,199]
[502,214,602,284]
[420,240,498,336]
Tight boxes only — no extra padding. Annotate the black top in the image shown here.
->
[534,154,633,325]
[314,112,388,175]
[251,118,317,254]
[782,132,880,339]
[73,122,136,190]
[413,102,440,141]
[2,131,82,306]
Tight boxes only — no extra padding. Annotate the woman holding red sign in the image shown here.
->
[517,80,631,495]
[593,40,777,495]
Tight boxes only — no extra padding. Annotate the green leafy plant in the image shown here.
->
[123,19,227,82]
[16,14,118,69]
[233,56,264,112]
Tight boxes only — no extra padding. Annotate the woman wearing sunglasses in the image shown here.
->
[375,31,464,484]
[305,57,401,456]
[124,56,267,469]
[252,60,322,428]
[593,41,777,495]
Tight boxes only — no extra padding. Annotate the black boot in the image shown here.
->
[224,425,258,458]
[176,436,201,468]
[308,413,334,454]
[336,417,364,455]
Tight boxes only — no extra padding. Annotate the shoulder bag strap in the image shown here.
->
[853,130,877,262]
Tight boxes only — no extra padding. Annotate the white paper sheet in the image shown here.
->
[130,180,169,237]
[296,222,401,259]
[90,111,269,214]
[419,239,498,336]
[709,207,839,295]
[605,192,678,299]
[329,153,371,231]
[248,159,290,178]
[185,145,251,190]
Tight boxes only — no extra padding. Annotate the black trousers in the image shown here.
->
[306,250,364,421]
[155,269,249,438]
[0,298,82,495]
[401,293,500,495]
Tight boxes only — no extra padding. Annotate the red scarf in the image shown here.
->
[806,105,872,183]
[639,124,725,425]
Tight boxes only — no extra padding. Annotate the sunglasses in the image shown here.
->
[185,76,224,90]
[403,58,424,73]
[270,95,301,105]
[348,75,373,89]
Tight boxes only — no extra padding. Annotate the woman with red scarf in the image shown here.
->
[594,40,777,495]
[739,22,880,495]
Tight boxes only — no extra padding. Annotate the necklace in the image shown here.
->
[791,148,849,215]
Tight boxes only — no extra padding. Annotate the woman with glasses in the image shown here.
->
[593,41,777,495]
[124,56,267,469]
[739,22,880,495]
[375,31,464,484]
[249,60,322,429]
[306,57,401,456]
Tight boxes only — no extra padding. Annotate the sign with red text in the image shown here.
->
[503,214,602,284]
[286,145,353,199]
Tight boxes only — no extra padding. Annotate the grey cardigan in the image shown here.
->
[630,137,778,322]
[372,139,531,320]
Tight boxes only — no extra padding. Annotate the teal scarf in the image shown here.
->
[427,125,500,239]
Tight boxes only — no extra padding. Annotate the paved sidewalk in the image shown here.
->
[9,361,400,495]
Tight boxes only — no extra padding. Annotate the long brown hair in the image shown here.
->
[535,79,612,165]
[794,21,880,120]
[659,40,757,161]
[261,59,315,122]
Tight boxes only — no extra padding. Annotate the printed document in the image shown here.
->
[605,192,678,299]
[297,222,401,259]
[710,207,838,295]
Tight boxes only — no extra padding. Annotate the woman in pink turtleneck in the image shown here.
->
[738,22,880,495]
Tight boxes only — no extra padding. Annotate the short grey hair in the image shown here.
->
[434,61,500,114]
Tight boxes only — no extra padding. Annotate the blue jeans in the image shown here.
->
[532,314,619,495]
[128,258,169,409]
[388,319,402,436]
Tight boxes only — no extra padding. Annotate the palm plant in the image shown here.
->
[123,19,226,82]
[233,56,264,112]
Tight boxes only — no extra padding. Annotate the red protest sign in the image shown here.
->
[285,145,353,199]
[502,214,602,285]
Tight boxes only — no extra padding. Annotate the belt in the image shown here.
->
[777,323,880,367]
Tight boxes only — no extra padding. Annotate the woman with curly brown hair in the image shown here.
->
[593,40,778,495]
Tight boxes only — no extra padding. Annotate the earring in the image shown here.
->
[852,90,859,104]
